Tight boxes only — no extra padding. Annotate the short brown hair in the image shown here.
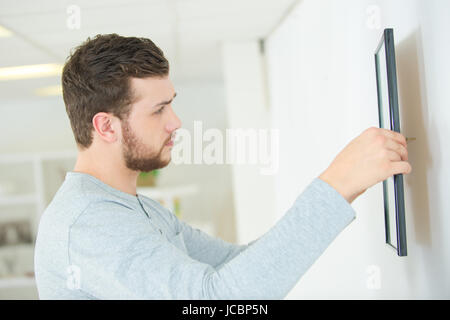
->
[62,33,169,149]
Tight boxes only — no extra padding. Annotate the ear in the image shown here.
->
[92,112,119,143]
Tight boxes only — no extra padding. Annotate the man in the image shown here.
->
[34,34,411,299]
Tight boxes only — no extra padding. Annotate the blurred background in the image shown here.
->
[0,0,449,299]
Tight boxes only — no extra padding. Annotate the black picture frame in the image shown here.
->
[374,28,407,257]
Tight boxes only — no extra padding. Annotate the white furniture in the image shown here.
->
[0,150,78,237]
[0,150,78,290]
[137,184,199,216]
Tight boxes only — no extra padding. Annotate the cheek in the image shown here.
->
[138,117,166,146]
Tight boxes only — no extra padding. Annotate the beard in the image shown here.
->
[121,119,171,172]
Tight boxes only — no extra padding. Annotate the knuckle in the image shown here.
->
[402,144,408,154]
[399,133,407,144]
[367,126,379,134]
[375,134,387,145]
[400,145,408,159]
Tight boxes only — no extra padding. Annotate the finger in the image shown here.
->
[379,128,407,148]
[386,150,401,162]
[384,138,408,161]
[390,161,412,176]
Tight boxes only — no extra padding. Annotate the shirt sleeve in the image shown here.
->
[175,219,249,269]
[68,177,356,299]
[139,195,250,269]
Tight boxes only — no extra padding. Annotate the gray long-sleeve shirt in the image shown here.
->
[34,171,356,299]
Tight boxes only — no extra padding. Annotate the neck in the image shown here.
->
[73,149,139,197]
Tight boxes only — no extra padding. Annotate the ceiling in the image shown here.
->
[0,0,298,101]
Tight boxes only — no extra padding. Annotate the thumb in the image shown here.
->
[390,161,412,176]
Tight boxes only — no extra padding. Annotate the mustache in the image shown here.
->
[164,132,177,145]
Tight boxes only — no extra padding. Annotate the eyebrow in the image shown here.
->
[153,92,177,108]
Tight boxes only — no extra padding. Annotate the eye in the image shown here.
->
[155,106,165,114]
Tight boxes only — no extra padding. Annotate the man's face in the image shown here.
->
[121,76,181,173]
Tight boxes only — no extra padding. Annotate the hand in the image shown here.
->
[318,127,412,204]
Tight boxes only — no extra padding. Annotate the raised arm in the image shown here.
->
[68,177,355,299]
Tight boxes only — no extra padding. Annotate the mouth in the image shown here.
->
[165,132,176,147]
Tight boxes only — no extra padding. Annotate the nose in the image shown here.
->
[166,108,182,133]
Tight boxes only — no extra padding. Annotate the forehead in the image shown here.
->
[129,76,175,105]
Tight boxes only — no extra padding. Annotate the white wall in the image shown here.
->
[221,41,276,244]
[158,81,239,242]
[0,97,77,153]
[266,0,449,299]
